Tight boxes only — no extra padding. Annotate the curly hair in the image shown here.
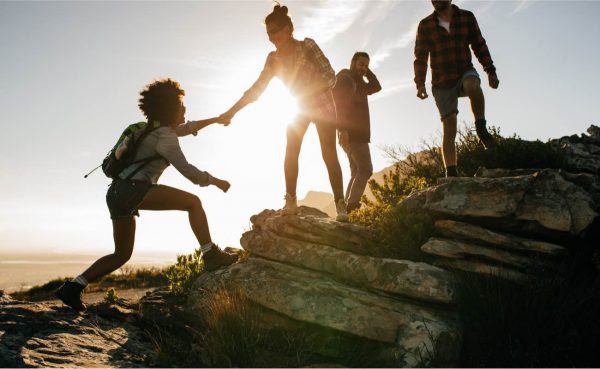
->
[138,78,185,124]
[265,2,294,32]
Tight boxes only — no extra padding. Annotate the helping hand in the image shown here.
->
[217,112,233,126]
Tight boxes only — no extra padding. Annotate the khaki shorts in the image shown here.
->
[432,69,480,120]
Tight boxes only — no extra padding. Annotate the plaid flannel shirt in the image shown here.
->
[414,5,496,89]
[243,38,337,122]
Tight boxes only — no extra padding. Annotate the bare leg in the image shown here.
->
[139,184,212,245]
[442,113,458,168]
[82,217,135,283]
[463,76,485,120]
[285,118,310,197]
[315,122,344,201]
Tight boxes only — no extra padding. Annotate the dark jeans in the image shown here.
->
[344,142,373,205]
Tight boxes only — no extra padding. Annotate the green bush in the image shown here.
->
[164,248,204,297]
[103,287,119,304]
[384,124,566,183]
[351,168,434,260]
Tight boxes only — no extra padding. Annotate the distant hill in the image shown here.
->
[298,163,397,216]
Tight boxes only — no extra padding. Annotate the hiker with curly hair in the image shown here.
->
[218,3,349,222]
[55,79,238,311]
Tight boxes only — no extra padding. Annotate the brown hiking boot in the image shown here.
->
[203,246,239,272]
[55,281,87,312]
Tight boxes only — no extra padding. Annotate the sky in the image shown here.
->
[1,0,599,262]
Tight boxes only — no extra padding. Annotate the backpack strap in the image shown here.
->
[121,122,163,180]
[123,154,163,180]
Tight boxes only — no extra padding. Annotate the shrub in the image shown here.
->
[351,169,434,260]
[104,287,118,304]
[199,289,314,367]
[456,262,600,367]
[164,248,204,297]
[383,124,566,183]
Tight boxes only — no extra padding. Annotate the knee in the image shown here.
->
[188,195,203,211]
[114,249,133,265]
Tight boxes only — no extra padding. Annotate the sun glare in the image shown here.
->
[260,80,299,125]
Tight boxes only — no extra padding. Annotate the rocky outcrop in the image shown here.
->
[0,299,153,368]
[550,125,600,174]
[403,169,598,240]
[188,207,461,367]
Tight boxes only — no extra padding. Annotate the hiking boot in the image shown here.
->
[280,193,297,215]
[55,281,87,312]
[335,199,349,222]
[475,120,497,149]
[203,246,239,272]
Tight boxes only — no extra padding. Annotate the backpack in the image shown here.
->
[84,121,162,180]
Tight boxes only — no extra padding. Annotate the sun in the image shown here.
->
[258,79,299,125]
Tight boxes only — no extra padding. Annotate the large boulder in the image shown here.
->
[188,208,462,367]
[402,169,598,240]
[188,257,460,367]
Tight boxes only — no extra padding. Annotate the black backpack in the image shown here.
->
[85,121,162,180]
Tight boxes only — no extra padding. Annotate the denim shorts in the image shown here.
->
[106,180,153,219]
[432,69,480,120]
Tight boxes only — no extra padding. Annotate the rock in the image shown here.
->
[403,169,598,239]
[249,207,376,255]
[241,228,456,305]
[421,237,552,276]
[435,220,568,257]
[433,259,528,281]
[0,299,153,368]
[188,257,461,367]
[550,126,600,174]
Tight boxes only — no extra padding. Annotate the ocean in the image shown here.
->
[0,252,173,293]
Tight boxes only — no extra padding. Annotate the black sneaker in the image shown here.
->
[203,247,239,272]
[55,281,87,312]
[475,121,497,149]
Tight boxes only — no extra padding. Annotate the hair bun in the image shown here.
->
[273,4,288,15]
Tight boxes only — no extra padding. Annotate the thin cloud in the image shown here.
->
[370,79,413,102]
[295,0,367,43]
[511,0,536,16]
[361,0,399,25]
[370,21,420,69]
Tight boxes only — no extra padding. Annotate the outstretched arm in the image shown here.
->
[219,53,275,124]
[176,117,221,137]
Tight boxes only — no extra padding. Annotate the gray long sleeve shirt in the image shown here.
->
[119,121,212,186]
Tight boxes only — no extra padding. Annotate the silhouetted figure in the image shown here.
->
[219,3,348,222]
[55,79,237,311]
[414,0,499,177]
[333,52,381,213]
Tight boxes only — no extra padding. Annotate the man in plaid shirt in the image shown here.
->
[414,0,500,177]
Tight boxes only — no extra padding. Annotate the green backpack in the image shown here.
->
[85,121,162,180]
